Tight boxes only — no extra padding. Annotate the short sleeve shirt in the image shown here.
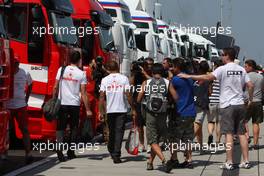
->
[212,62,250,108]
[171,75,196,117]
[6,68,32,109]
[100,73,130,113]
[56,66,87,106]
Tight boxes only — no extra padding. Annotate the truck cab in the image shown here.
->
[71,0,118,66]
[0,9,12,153]
[98,0,137,76]
[1,0,80,140]
[130,10,163,62]
[188,33,219,60]
[157,19,176,58]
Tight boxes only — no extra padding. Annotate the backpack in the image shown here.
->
[145,78,169,113]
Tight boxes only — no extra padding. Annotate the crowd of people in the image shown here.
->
[2,47,264,173]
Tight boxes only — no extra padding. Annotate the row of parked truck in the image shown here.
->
[0,0,220,146]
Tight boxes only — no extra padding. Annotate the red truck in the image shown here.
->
[0,0,80,141]
[0,8,12,154]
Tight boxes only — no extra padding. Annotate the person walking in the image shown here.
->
[178,47,254,170]
[53,51,92,162]
[6,56,33,164]
[137,63,178,173]
[208,59,224,145]
[244,59,264,149]
[166,58,196,170]
[193,60,210,154]
[99,60,136,164]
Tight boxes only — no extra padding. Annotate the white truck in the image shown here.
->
[157,19,179,58]
[123,0,163,62]
[98,0,137,76]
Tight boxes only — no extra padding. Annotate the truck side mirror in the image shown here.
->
[181,45,187,58]
[206,44,212,60]
[32,6,43,19]
[111,23,123,53]
[105,40,115,51]
[145,33,154,52]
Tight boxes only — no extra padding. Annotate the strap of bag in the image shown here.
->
[58,66,66,100]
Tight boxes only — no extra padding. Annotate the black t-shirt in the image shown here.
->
[193,80,210,110]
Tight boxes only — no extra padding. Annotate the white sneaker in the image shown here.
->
[239,162,251,169]
[147,145,151,154]
[220,162,234,170]
[138,145,145,153]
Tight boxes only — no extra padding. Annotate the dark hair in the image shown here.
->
[245,59,257,70]
[173,57,186,71]
[164,57,172,63]
[214,59,223,68]
[152,63,164,75]
[163,57,172,66]
[106,60,119,72]
[70,51,81,64]
[145,57,154,63]
[199,61,210,74]
[223,47,237,61]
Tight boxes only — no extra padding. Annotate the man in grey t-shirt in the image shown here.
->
[244,59,264,148]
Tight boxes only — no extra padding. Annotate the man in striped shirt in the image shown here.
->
[208,60,223,144]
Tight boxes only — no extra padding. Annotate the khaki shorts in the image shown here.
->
[209,103,221,123]
[146,111,168,145]
[195,107,210,124]
[220,105,246,135]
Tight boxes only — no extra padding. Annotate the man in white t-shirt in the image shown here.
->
[52,51,92,162]
[99,60,136,164]
[6,57,33,164]
[178,47,254,170]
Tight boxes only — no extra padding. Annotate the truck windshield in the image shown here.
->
[134,22,149,29]
[135,32,147,52]
[0,14,6,38]
[195,45,206,57]
[99,26,114,51]
[50,12,78,45]
[122,10,132,23]
[105,9,117,18]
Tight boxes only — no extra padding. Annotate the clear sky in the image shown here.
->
[159,0,264,66]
